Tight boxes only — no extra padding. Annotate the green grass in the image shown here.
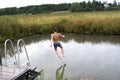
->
[0,10,120,42]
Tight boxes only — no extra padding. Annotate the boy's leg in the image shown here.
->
[54,43,62,59]
[54,48,58,56]
[60,45,64,57]
[54,48,61,59]
[54,43,59,57]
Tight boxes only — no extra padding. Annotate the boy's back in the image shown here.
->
[52,33,61,43]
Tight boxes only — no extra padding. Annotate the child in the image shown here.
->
[50,28,65,60]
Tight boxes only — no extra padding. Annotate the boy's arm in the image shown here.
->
[59,33,65,38]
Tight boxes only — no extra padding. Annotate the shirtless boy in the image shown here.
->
[50,28,65,59]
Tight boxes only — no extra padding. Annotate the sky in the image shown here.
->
[0,0,119,9]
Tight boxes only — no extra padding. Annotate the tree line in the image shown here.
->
[0,0,120,15]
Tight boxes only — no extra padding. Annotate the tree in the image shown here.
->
[70,3,82,12]
[113,0,117,7]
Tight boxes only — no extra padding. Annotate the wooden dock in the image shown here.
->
[0,66,26,80]
[0,66,39,80]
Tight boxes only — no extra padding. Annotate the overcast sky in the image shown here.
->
[0,0,119,9]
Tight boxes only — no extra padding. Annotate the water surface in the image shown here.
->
[1,34,120,80]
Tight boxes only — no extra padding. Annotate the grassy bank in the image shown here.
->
[0,11,120,42]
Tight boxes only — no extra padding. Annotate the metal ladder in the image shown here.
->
[4,39,30,67]
[3,39,40,80]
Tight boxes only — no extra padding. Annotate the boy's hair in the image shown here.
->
[53,28,58,32]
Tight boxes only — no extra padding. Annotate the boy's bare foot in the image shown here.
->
[58,56,63,60]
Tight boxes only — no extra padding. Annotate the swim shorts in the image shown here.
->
[53,42,61,48]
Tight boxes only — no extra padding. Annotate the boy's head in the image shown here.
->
[53,28,58,33]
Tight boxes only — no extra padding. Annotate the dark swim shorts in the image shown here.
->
[54,42,61,48]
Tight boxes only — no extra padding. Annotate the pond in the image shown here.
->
[1,34,120,80]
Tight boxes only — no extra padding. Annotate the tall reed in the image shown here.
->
[0,11,120,42]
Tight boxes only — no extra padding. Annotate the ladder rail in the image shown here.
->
[4,39,17,66]
[17,39,30,67]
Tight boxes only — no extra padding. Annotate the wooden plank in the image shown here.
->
[0,66,27,80]
[0,66,39,80]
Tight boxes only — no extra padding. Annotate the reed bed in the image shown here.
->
[0,11,120,42]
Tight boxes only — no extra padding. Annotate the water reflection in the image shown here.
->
[56,64,67,80]
[23,34,120,45]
